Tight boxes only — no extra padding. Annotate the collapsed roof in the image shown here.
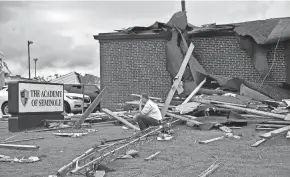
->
[114,13,290,45]
[95,11,290,101]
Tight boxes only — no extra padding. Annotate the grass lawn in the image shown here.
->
[1,121,290,177]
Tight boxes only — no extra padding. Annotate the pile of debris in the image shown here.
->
[125,86,290,147]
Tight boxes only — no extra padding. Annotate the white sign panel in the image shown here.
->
[18,83,64,113]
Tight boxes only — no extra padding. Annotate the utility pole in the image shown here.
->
[33,58,38,78]
[27,40,33,79]
[181,0,186,12]
[0,52,3,86]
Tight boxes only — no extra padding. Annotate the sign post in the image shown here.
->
[8,81,64,132]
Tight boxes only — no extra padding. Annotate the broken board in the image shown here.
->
[161,43,195,118]
[73,87,107,129]
[260,125,290,139]
[102,109,140,131]
[166,112,203,125]
[251,138,267,147]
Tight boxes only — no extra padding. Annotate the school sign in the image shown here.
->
[8,81,64,132]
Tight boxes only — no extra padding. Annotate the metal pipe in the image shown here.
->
[33,58,38,78]
[181,0,186,12]
[27,40,33,79]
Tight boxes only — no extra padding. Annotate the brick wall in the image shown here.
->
[192,35,288,85]
[97,34,289,110]
[99,39,172,110]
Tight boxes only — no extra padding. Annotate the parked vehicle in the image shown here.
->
[0,87,8,115]
[63,90,91,113]
[64,84,100,111]
[0,86,91,115]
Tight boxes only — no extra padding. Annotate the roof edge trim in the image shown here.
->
[93,31,171,41]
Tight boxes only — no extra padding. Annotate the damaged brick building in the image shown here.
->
[94,12,290,110]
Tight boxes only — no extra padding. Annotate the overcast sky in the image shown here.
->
[0,1,290,78]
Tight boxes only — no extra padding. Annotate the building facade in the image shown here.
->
[95,30,290,110]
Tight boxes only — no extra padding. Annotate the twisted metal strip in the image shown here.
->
[57,119,180,176]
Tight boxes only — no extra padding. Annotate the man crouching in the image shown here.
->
[133,94,162,131]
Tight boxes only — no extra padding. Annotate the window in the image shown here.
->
[85,85,100,93]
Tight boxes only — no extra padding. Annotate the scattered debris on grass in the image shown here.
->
[2,137,44,144]
[0,143,39,150]
[144,151,161,161]
[0,155,40,163]
[157,134,173,141]
[53,132,88,138]
[198,161,220,177]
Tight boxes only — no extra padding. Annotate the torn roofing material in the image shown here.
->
[94,12,290,101]
[97,16,290,46]
[234,17,290,45]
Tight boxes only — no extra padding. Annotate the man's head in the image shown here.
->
[141,93,149,104]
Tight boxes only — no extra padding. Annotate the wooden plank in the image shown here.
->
[210,101,247,107]
[206,103,290,120]
[144,151,161,161]
[175,102,201,114]
[25,126,71,133]
[176,26,206,86]
[262,120,290,125]
[73,87,107,129]
[240,114,272,119]
[260,125,290,139]
[199,136,224,144]
[182,115,198,120]
[198,161,217,177]
[166,112,203,125]
[3,137,44,144]
[182,78,206,104]
[1,132,22,143]
[198,163,220,177]
[251,139,267,147]
[257,124,286,128]
[102,109,140,131]
[161,43,195,118]
[198,88,229,95]
[256,127,275,131]
[0,143,39,150]
[44,119,77,123]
